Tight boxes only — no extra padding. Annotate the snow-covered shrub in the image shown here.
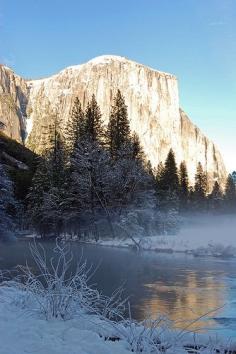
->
[13,240,126,321]
[156,209,181,235]
[115,316,173,353]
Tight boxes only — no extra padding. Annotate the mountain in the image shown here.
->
[0,56,227,187]
[0,64,28,142]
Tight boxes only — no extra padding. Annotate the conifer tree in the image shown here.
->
[192,162,208,210]
[130,132,144,161]
[64,97,85,157]
[156,162,164,184]
[179,161,189,211]
[106,90,130,158]
[84,95,104,143]
[208,181,223,212]
[163,149,179,192]
[224,174,236,212]
[232,171,236,185]
[157,149,179,211]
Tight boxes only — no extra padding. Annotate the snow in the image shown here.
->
[0,286,130,354]
[25,115,33,136]
[0,284,235,354]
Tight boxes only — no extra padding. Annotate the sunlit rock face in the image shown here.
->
[0,65,28,142]
[0,56,227,186]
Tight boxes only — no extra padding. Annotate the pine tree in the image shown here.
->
[192,162,208,210]
[208,181,223,213]
[155,162,164,184]
[106,90,130,158]
[179,161,189,211]
[84,95,104,143]
[157,149,179,211]
[224,174,236,212]
[64,97,85,157]
[231,171,236,185]
[163,149,179,192]
[129,132,144,161]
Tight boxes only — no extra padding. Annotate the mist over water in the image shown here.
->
[178,214,236,256]
[1,218,236,339]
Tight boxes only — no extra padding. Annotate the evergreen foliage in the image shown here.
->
[192,162,208,210]
[179,161,189,211]
[84,95,104,143]
[64,97,85,157]
[106,90,130,158]
[156,149,179,211]
[208,181,223,212]
[0,162,16,240]
[224,174,236,212]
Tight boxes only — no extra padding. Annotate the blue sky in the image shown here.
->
[0,0,235,171]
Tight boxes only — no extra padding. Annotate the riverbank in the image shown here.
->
[75,216,236,258]
[0,283,235,354]
[19,215,236,258]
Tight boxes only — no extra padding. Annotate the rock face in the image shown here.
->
[0,65,28,142]
[0,55,227,187]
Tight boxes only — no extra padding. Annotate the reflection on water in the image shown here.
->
[0,241,236,336]
[138,272,227,331]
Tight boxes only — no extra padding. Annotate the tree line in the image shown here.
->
[156,149,236,214]
[0,90,236,240]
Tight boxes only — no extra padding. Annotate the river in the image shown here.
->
[0,240,236,338]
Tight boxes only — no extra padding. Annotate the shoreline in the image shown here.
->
[18,233,236,259]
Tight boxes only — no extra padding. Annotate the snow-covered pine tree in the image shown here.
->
[62,96,108,239]
[106,90,131,158]
[232,171,236,185]
[69,140,112,240]
[0,162,16,240]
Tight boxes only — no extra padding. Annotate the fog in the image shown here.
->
[177,214,236,257]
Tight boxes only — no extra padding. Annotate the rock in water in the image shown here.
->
[0,56,227,186]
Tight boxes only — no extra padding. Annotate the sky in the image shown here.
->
[0,0,235,172]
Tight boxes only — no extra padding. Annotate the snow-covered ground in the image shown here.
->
[0,284,235,354]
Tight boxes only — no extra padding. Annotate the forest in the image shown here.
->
[0,90,236,241]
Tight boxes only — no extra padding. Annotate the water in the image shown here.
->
[0,240,236,338]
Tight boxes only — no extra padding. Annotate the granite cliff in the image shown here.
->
[0,56,227,187]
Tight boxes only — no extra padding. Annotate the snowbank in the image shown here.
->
[0,285,130,354]
[0,284,235,354]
